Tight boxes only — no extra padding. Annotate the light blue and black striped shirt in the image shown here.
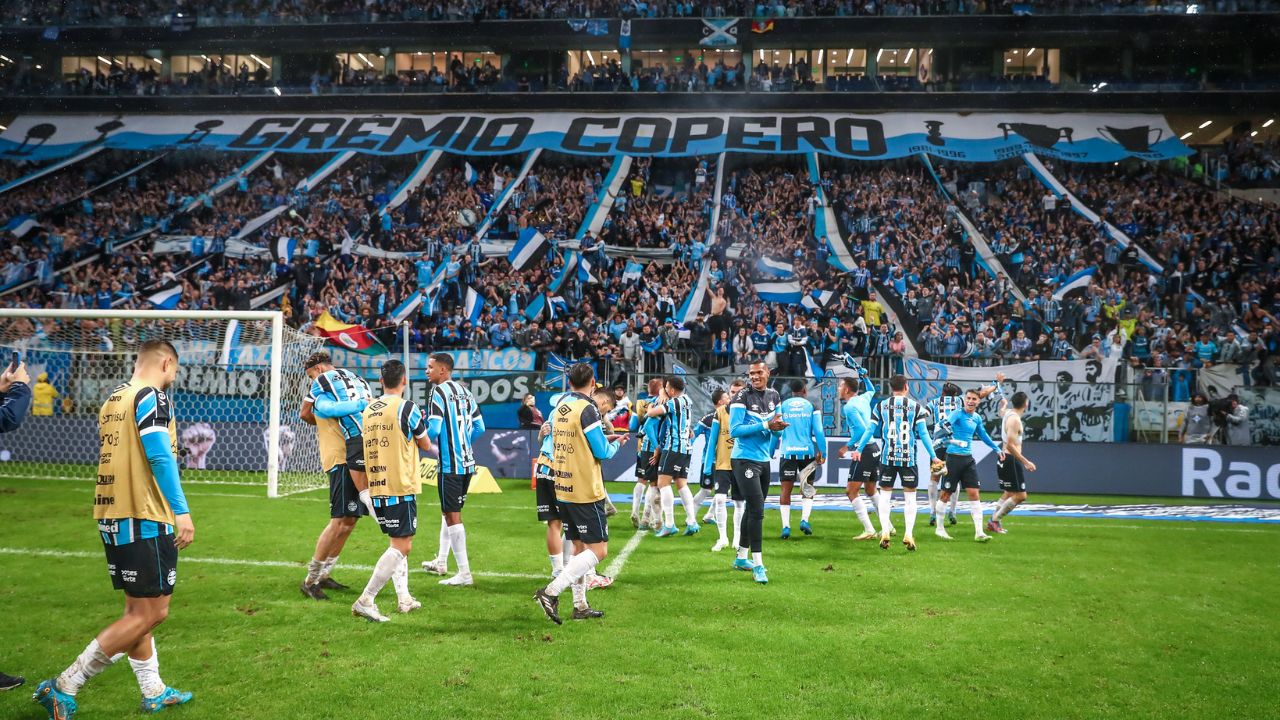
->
[427,380,486,474]
[659,394,694,454]
[307,368,372,441]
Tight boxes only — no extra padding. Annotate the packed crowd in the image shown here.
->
[1213,136,1280,188]
[5,0,1272,26]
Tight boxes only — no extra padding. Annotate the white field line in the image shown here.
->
[602,530,646,579]
[0,547,546,579]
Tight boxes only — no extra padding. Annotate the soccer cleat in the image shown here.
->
[935,527,953,540]
[800,520,812,536]
[637,521,652,531]
[752,565,769,584]
[928,514,937,527]
[879,532,891,550]
[533,587,562,625]
[630,513,639,528]
[352,599,390,622]
[994,520,1008,534]
[975,533,992,543]
[986,520,1001,534]
[711,540,729,552]
[733,557,754,571]
[853,531,878,541]
[702,513,716,526]
[780,527,791,540]
[316,577,349,591]
[654,525,678,538]
[439,573,474,587]
[683,523,701,536]
[586,574,614,590]
[420,559,447,576]
[947,512,958,526]
[140,686,193,714]
[572,606,605,620]
[397,597,422,613]
[299,581,329,601]
[0,673,25,691]
[32,679,76,720]
[903,535,917,552]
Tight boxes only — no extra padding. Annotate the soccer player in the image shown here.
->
[927,376,1003,527]
[835,376,879,541]
[777,379,826,538]
[935,389,1005,543]
[729,361,786,584]
[851,374,937,551]
[420,353,486,586]
[299,352,373,600]
[700,381,744,551]
[645,375,699,537]
[33,340,194,719]
[533,363,627,624]
[988,391,1036,534]
[351,360,434,622]
[628,378,663,528]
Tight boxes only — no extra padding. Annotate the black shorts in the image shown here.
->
[535,465,561,522]
[933,444,949,463]
[658,450,691,479]
[730,459,770,501]
[438,472,472,513]
[780,457,816,484]
[849,444,881,485]
[345,435,366,472]
[998,458,1027,493]
[104,534,178,598]
[877,464,919,489]
[942,454,981,493]
[640,451,660,483]
[373,495,418,538]
[712,469,734,495]
[328,464,368,519]
[561,500,610,544]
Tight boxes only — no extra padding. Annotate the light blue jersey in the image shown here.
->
[307,368,372,440]
[778,396,826,459]
[945,409,1001,457]
[729,386,782,463]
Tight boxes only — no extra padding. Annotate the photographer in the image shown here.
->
[0,359,31,690]
[1224,395,1252,447]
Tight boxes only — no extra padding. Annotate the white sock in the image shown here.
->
[936,499,949,521]
[644,486,660,524]
[853,495,875,533]
[904,491,917,537]
[549,554,564,575]
[435,516,450,566]
[319,555,339,580]
[736,546,748,560]
[996,498,1017,521]
[562,541,574,567]
[58,639,117,695]
[570,575,588,610]
[360,547,404,603]
[876,491,891,534]
[547,550,598,596]
[780,504,791,530]
[678,485,698,525]
[304,558,323,586]
[391,556,411,601]
[751,551,763,567]
[447,524,470,575]
[631,482,646,517]
[660,485,675,528]
[970,499,984,534]
[927,480,939,513]
[128,639,165,699]
[692,487,711,517]
[714,494,728,542]
[949,492,959,513]
[732,500,745,548]
[801,497,813,522]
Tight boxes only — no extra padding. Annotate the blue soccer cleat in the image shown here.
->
[733,557,754,571]
[780,527,791,540]
[140,686,193,714]
[703,517,717,527]
[653,525,678,538]
[752,565,769,584]
[33,679,76,720]
[682,523,700,536]
[928,514,937,527]
[800,520,812,536]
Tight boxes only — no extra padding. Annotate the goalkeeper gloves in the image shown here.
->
[358,489,377,518]
[930,459,947,476]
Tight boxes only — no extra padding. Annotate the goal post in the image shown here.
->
[0,308,326,498]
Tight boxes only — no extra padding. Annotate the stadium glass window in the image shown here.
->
[334,52,387,84]
[170,54,270,79]
[1003,48,1058,80]
[876,48,932,78]
[565,50,621,78]
[822,48,868,78]
[394,51,499,87]
[61,55,160,80]
[632,49,742,72]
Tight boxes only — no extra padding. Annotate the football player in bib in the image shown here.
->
[299,352,373,600]
[645,375,700,537]
[926,375,1003,528]
[935,389,1005,543]
[777,380,827,539]
[34,341,194,719]
[851,374,938,551]
[835,375,881,541]
[350,360,434,622]
[533,364,628,624]
[728,361,786,584]
[988,391,1036,534]
[696,380,744,551]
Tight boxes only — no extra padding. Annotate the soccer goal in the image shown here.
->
[0,308,328,497]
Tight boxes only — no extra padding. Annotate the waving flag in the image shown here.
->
[751,19,775,33]
[619,19,632,49]
[5,214,42,239]
[1052,266,1097,302]
[146,282,183,310]
[700,18,739,47]
[753,280,803,305]
[271,235,298,264]
[623,260,645,282]
[464,162,478,185]
[802,289,835,311]
[756,256,795,279]
[509,227,550,271]
[390,291,425,324]
[465,286,484,325]
[579,254,599,284]
[313,311,388,355]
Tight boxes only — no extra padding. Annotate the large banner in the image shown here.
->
[0,113,1189,164]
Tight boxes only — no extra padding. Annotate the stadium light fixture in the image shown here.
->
[0,55,11,63]
[1180,131,1193,140]
[876,49,884,62]
[250,54,270,68]
[905,48,914,62]
[1264,118,1275,128]
[97,56,111,65]
[1198,120,1213,129]
[1028,48,1036,56]
[586,51,595,64]
[34,64,40,69]
[271,86,281,96]
[0,125,6,131]
[846,49,854,64]
[1251,130,1259,137]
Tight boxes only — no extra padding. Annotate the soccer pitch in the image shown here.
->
[2,473,1278,720]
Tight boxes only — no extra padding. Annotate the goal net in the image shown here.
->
[0,309,328,497]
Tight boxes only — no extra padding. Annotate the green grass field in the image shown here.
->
[1,472,1278,720]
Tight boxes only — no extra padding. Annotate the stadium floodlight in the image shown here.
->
[1264,119,1275,128]
[0,309,326,498]
[1180,131,1194,140]
[1199,120,1213,129]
